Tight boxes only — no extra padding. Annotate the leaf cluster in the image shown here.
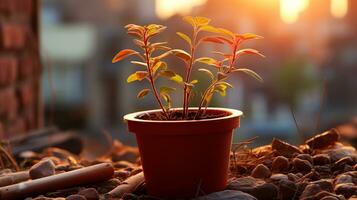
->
[112,17,265,120]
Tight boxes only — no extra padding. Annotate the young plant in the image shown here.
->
[113,17,264,120]
[112,24,183,119]
[194,31,265,119]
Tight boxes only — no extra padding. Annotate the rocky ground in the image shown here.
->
[0,128,356,200]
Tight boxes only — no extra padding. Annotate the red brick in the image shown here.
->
[6,117,26,136]
[0,56,18,86]
[0,0,33,15]
[0,88,18,120]
[24,107,36,130]
[18,83,34,108]
[18,53,34,79]
[1,23,27,49]
[0,122,4,138]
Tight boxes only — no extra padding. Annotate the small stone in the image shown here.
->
[78,188,99,200]
[271,156,289,172]
[320,144,357,162]
[311,179,333,192]
[334,183,357,198]
[302,170,320,181]
[228,177,277,200]
[194,190,257,200]
[122,193,137,200]
[293,158,312,172]
[313,154,331,165]
[277,179,297,200]
[272,138,302,158]
[334,157,354,169]
[315,191,341,200]
[94,178,121,194]
[300,184,322,200]
[114,170,130,180]
[306,129,340,149]
[113,161,134,169]
[287,173,300,182]
[270,174,288,182]
[66,194,86,200]
[354,164,357,170]
[335,174,353,185]
[320,196,339,200]
[251,164,271,179]
[296,154,313,164]
[29,159,56,179]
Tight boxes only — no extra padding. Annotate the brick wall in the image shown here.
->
[0,0,42,139]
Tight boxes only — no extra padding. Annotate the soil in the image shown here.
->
[137,109,230,120]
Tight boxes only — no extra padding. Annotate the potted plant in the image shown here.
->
[112,16,264,198]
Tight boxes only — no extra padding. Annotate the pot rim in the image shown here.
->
[123,107,243,124]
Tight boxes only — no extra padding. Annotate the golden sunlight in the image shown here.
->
[155,0,207,19]
[331,0,348,18]
[280,0,309,24]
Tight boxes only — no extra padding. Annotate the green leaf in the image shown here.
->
[195,57,217,66]
[160,86,176,94]
[183,16,196,27]
[131,61,147,67]
[232,68,263,82]
[198,68,214,80]
[216,28,235,38]
[146,24,167,38]
[112,49,139,63]
[152,61,167,74]
[127,71,148,83]
[133,39,144,47]
[194,16,211,26]
[176,32,192,46]
[159,70,183,83]
[190,79,198,84]
[160,93,172,108]
[199,25,219,33]
[155,51,172,59]
[235,49,265,58]
[137,89,150,99]
[214,82,232,96]
[171,49,191,62]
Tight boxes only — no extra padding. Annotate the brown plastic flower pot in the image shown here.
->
[124,107,243,198]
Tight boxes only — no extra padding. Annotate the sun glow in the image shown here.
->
[331,0,348,18]
[155,0,207,19]
[280,0,309,24]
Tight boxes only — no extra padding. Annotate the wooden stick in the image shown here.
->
[0,163,114,200]
[0,171,30,187]
[106,172,144,198]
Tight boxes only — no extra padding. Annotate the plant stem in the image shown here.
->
[195,40,239,119]
[182,28,198,119]
[143,33,169,119]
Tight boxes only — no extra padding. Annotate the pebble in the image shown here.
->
[228,177,278,200]
[271,156,289,172]
[251,164,271,179]
[334,183,357,198]
[277,179,297,200]
[29,159,56,179]
[334,174,353,185]
[272,138,302,157]
[270,173,288,182]
[306,129,340,149]
[78,188,99,200]
[293,158,312,172]
[313,154,331,165]
[300,183,322,199]
[296,154,313,164]
[66,194,86,200]
[193,190,257,200]
[311,179,333,192]
[334,157,354,169]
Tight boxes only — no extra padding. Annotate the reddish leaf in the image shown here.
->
[112,49,139,63]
